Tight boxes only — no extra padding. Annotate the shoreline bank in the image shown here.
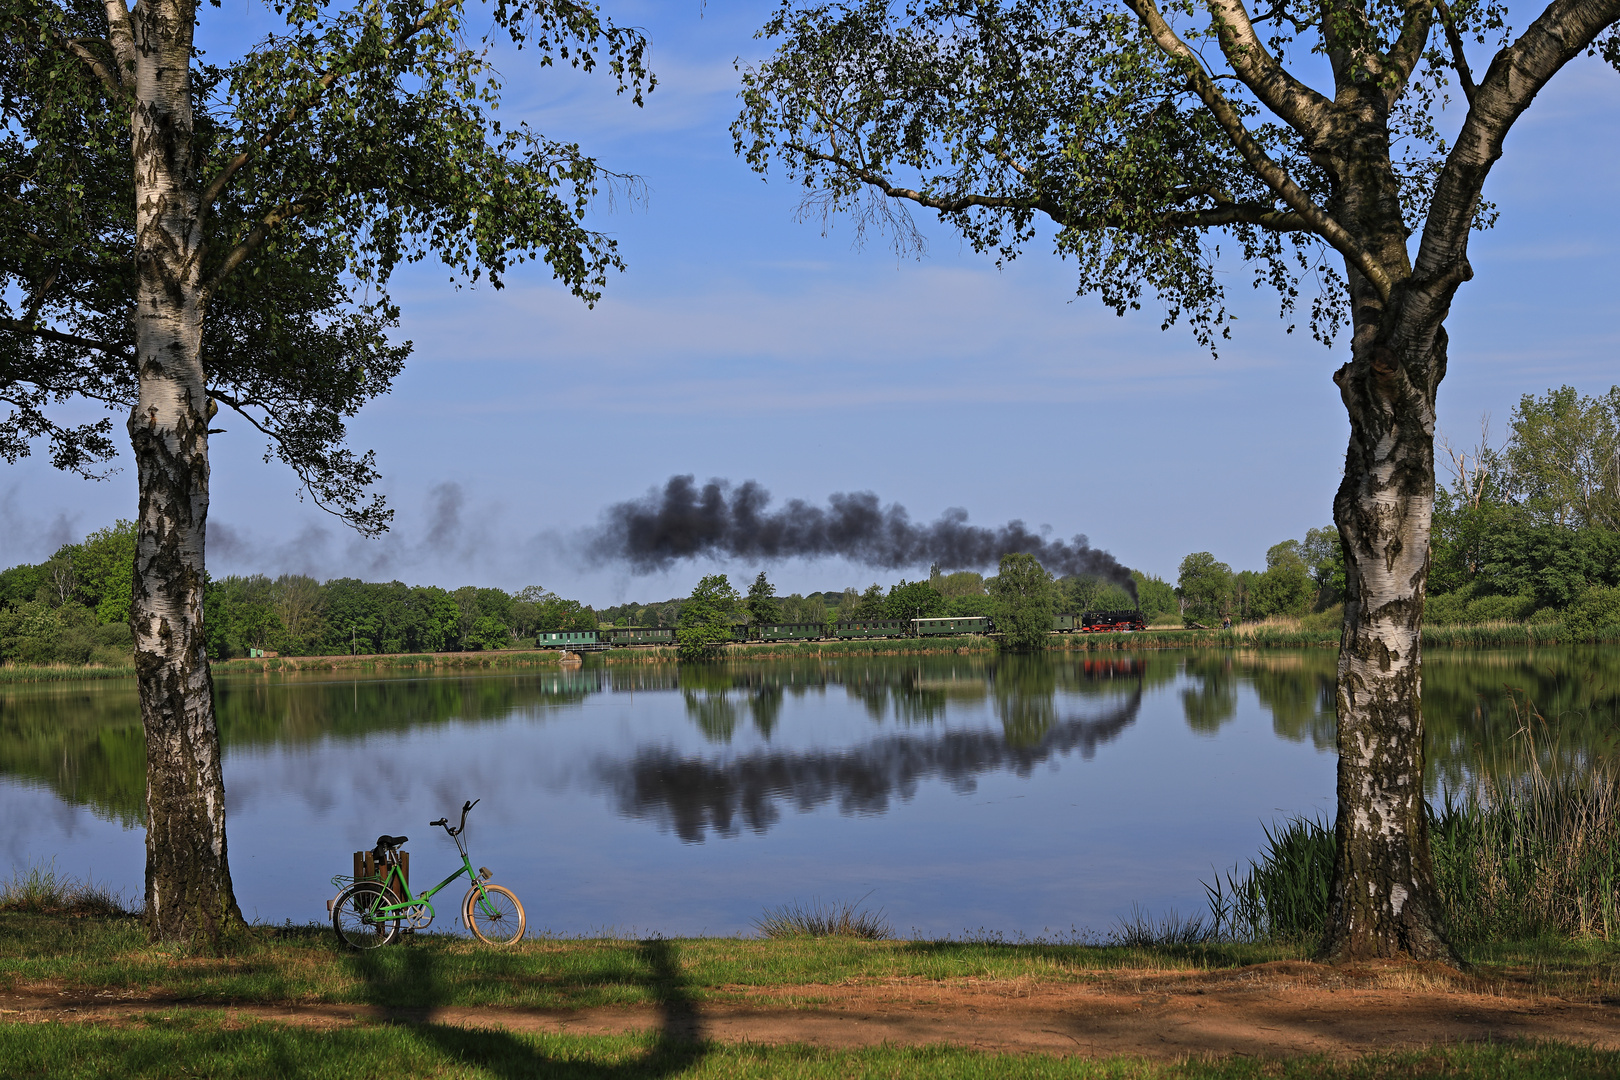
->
[0,621,1599,683]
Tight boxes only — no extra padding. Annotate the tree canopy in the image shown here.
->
[678,574,740,659]
[0,0,650,529]
[730,0,1620,954]
[746,571,782,625]
[0,0,655,943]
[988,552,1054,650]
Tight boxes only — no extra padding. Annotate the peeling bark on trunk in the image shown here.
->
[127,0,244,943]
[1313,91,1460,963]
[1321,326,1453,961]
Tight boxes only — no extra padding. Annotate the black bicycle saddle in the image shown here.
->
[374,834,408,849]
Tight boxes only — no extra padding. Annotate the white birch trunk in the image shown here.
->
[126,0,243,942]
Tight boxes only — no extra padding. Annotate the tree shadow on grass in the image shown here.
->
[345,937,706,1078]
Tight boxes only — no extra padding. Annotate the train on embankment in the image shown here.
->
[537,609,1147,650]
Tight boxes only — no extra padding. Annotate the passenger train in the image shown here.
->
[537,609,1146,650]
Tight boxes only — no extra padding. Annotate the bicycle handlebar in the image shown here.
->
[430,799,480,837]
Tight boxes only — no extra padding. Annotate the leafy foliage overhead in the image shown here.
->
[0,0,652,532]
[732,0,1543,350]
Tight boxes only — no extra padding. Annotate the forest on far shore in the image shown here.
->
[4,384,1618,664]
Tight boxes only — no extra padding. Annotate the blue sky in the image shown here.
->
[4,1,1618,606]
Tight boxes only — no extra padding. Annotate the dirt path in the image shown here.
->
[5,962,1618,1059]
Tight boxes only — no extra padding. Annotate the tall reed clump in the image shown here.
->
[755,895,892,940]
[1208,697,1620,944]
[0,860,133,917]
[1433,751,1620,943]
[0,663,137,684]
[1204,816,1336,943]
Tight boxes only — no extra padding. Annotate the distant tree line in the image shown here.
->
[0,526,598,663]
[202,577,597,658]
[1171,383,1620,631]
[1428,386,1620,635]
[601,563,1179,635]
[1175,530,1345,628]
[0,521,137,665]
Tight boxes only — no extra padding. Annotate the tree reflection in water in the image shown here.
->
[8,650,1620,829]
[602,680,1146,843]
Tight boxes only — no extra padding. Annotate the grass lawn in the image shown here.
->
[3,1016,1615,1080]
[5,915,1620,1078]
[1,915,1309,1010]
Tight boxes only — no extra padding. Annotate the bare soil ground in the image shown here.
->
[5,961,1619,1059]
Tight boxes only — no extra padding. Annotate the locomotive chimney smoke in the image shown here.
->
[588,476,1139,602]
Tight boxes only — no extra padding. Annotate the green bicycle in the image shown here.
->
[329,799,525,949]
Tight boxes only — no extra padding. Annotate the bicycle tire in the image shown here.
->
[463,883,525,945]
[333,881,402,950]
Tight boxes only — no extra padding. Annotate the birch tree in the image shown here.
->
[734,0,1620,960]
[0,0,649,942]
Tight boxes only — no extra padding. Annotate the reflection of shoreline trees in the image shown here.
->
[676,655,1162,745]
[0,670,602,824]
[1177,649,1620,790]
[12,650,1620,828]
[600,688,1145,842]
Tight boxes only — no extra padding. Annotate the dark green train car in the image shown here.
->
[538,630,604,650]
[756,622,825,641]
[1051,613,1077,632]
[830,619,906,638]
[912,616,993,636]
[601,627,675,646]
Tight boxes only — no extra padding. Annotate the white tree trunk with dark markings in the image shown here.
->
[1323,328,1452,959]
[122,0,243,941]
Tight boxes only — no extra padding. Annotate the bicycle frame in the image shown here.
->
[365,814,503,925]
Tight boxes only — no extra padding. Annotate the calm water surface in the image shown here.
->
[3,649,1615,936]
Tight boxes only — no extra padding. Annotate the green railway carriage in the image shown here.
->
[756,622,825,641]
[830,619,906,638]
[912,616,992,636]
[537,630,605,650]
[1052,613,1077,632]
[600,627,675,646]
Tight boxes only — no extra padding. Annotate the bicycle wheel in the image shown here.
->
[333,881,402,950]
[463,883,525,945]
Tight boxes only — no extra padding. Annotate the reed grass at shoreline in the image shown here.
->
[0,662,137,684]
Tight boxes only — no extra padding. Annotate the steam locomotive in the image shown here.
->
[538,609,1146,650]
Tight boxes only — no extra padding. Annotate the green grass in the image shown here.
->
[754,895,893,940]
[0,914,1305,1010]
[1208,716,1620,946]
[7,912,1619,1009]
[5,916,1619,1077]
[0,862,132,918]
[0,1017,1614,1079]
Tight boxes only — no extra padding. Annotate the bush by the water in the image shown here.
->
[1207,707,1620,944]
[755,896,892,940]
[0,860,133,917]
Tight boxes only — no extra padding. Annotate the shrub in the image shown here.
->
[1425,590,1470,626]
[755,896,891,940]
[1560,585,1620,641]
[1463,592,1538,624]
[0,860,134,917]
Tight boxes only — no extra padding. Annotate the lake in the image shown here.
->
[3,648,1615,937]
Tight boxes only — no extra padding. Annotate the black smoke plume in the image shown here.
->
[589,476,1137,601]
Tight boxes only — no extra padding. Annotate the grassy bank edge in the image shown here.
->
[2,619,1604,683]
[3,914,1616,1008]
